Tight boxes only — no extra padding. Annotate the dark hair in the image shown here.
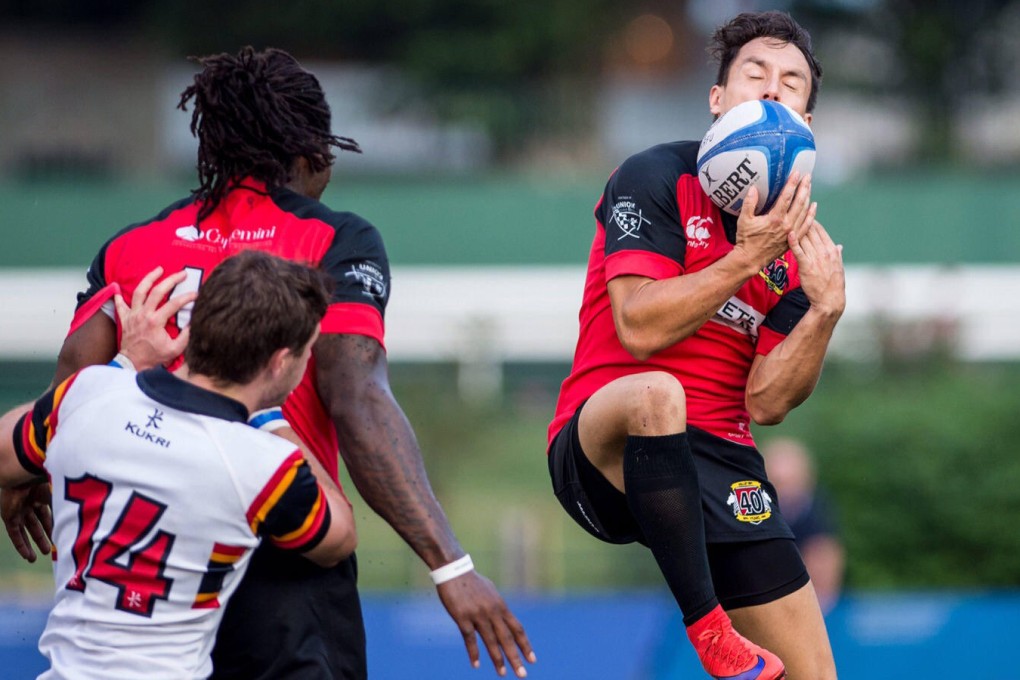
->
[185,250,331,384]
[708,11,823,113]
[178,46,361,223]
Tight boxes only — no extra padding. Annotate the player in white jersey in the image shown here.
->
[0,251,357,679]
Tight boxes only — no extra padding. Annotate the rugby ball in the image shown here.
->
[696,99,815,216]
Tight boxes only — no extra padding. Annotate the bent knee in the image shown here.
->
[625,372,686,434]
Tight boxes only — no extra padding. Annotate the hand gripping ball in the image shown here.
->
[697,99,815,216]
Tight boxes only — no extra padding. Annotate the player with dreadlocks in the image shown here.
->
[182,47,362,225]
[1,46,535,680]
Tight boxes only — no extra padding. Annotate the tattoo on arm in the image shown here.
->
[314,334,462,567]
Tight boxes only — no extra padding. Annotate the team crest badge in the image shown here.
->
[726,480,773,525]
[345,262,388,299]
[610,197,650,240]
[758,257,790,295]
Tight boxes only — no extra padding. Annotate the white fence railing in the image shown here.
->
[2,265,1019,365]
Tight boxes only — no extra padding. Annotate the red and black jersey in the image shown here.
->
[550,141,810,447]
[71,180,391,483]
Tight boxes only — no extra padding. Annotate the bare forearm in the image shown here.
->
[314,335,532,675]
[746,306,841,423]
[752,218,848,423]
[315,333,463,569]
[335,391,462,568]
[613,250,759,359]
[0,404,36,487]
[53,314,118,385]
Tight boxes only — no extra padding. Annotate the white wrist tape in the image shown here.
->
[429,554,474,585]
[248,408,290,432]
[109,352,137,372]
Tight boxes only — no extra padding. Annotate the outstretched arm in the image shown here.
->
[315,333,535,678]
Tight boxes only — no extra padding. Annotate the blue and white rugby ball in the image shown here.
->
[696,99,815,216]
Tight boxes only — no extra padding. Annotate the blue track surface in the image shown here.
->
[2,590,1017,678]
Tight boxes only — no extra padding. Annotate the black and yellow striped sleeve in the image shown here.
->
[12,374,79,476]
[246,451,330,553]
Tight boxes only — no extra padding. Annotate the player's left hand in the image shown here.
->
[790,219,845,317]
[1,482,53,563]
[114,266,197,370]
[437,571,536,678]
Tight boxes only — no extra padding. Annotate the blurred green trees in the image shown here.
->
[760,359,1020,590]
[6,0,1020,162]
[792,0,1020,163]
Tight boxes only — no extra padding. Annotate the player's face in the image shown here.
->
[285,328,320,392]
[709,37,813,124]
[263,328,321,407]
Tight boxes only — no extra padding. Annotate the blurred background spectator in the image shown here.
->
[763,437,846,614]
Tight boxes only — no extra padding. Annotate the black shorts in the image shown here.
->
[211,545,366,680]
[548,405,807,608]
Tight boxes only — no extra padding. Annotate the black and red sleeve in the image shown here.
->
[757,287,811,355]
[316,213,390,345]
[599,144,692,281]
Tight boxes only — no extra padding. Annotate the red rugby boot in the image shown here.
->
[686,605,786,679]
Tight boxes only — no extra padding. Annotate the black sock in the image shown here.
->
[623,432,718,625]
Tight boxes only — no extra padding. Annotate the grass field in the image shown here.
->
[3,357,1020,594]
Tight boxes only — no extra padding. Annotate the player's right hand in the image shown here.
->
[734,172,815,269]
[437,570,536,678]
[114,267,196,370]
[1,482,52,563]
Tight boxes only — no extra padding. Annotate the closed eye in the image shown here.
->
[741,63,767,80]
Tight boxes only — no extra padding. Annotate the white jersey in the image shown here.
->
[13,366,328,680]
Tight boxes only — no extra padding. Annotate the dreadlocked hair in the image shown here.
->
[178,46,361,224]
